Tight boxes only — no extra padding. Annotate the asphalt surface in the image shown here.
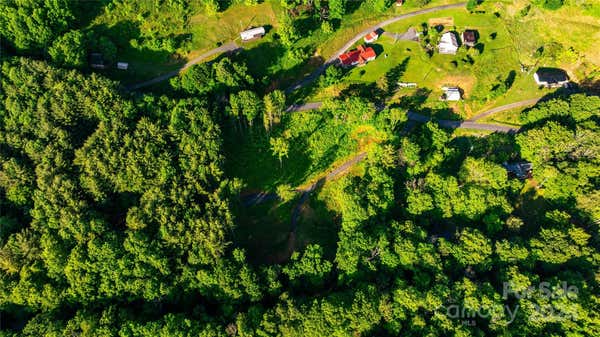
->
[382,27,419,41]
[284,101,522,132]
[467,97,541,121]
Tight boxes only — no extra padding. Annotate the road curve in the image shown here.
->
[468,98,541,121]
[128,42,240,90]
[285,2,467,93]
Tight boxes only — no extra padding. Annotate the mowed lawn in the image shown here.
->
[308,4,599,118]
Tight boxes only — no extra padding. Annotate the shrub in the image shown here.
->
[543,0,563,10]
[466,0,478,11]
[321,20,333,34]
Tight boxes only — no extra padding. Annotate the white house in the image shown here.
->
[240,27,266,41]
[443,87,461,101]
[117,62,129,70]
[438,32,459,55]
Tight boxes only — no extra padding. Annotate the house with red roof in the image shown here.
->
[364,31,379,43]
[338,45,377,67]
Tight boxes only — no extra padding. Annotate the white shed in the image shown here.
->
[444,87,461,101]
[240,27,266,41]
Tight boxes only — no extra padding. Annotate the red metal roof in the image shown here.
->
[338,45,376,66]
[339,49,362,65]
[364,31,378,42]
[361,47,376,60]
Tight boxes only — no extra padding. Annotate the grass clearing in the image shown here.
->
[189,2,282,53]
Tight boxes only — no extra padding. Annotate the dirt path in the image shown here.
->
[128,42,240,90]
[290,152,367,228]
[285,2,466,93]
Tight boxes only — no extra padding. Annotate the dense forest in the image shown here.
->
[1,0,600,336]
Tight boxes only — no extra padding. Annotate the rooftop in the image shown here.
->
[535,67,568,83]
[463,30,477,43]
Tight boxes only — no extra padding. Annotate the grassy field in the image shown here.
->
[188,2,282,53]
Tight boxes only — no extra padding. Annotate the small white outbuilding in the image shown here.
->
[240,27,266,41]
[443,87,461,101]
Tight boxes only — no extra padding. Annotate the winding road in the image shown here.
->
[256,98,528,238]
[247,98,535,240]
[128,3,466,92]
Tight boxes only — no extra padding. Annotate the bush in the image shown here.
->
[321,20,334,34]
[542,0,563,10]
[320,65,344,87]
[466,0,478,12]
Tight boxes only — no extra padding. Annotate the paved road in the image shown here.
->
[128,42,240,90]
[382,27,419,41]
[285,2,466,93]
[467,98,541,121]
[284,101,520,132]
[285,102,324,112]
[406,112,519,133]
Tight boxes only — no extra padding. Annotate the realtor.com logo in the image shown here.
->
[441,281,579,326]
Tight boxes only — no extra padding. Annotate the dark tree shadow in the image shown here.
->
[505,70,517,89]
[345,0,363,15]
[393,87,432,111]
[579,78,600,95]
[474,43,485,54]
[384,57,410,96]
[295,16,318,36]
[76,0,113,28]
[339,82,386,104]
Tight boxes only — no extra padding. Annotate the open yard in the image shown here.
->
[305,3,599,118]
